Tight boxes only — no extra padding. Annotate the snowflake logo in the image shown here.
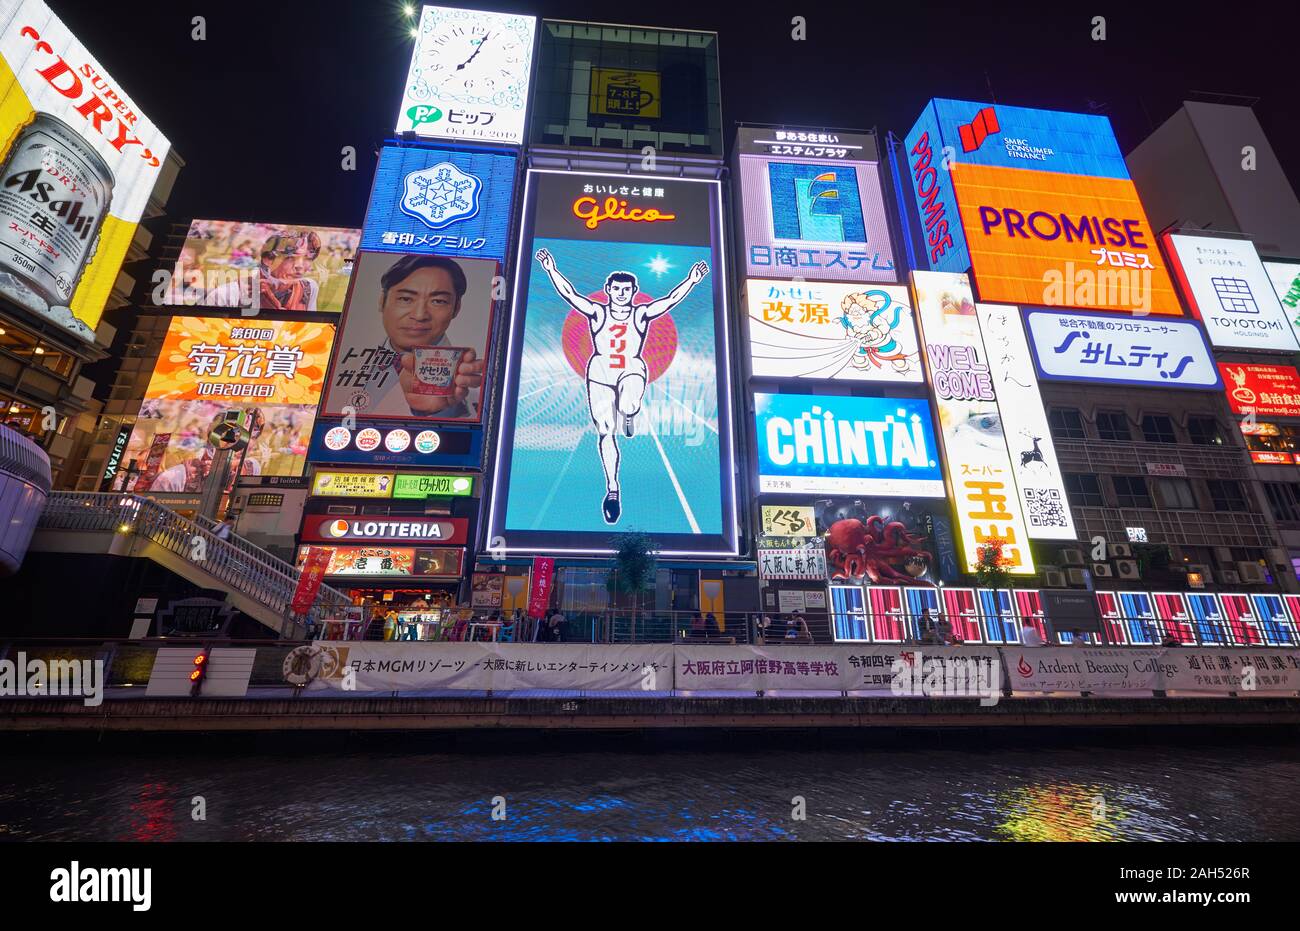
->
[399,162,482,230]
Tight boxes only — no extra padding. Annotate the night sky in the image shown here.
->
[52,0,1300,229]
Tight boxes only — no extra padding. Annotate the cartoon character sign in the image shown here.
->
[746,280,922,383]
[814,498,954,585]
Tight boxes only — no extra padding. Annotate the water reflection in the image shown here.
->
[1,737,1297,841]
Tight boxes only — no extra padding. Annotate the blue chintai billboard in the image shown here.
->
[487,169,738,556]
[754,393,945,498]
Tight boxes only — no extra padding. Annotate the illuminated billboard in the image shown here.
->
[308,418,481,468]
[974,305,1076,540]
[396,6,537,145]
[745,279,922,383]
[0,0,171,342]
[735,126,896,283]
[488,169,737,555]
[296,544,464,578]
[301,514,468,545]
[162,220,360,315]
[912,271,1034,574]
[360,145,517,259]
[320,250,497,423]
[815,497,957,584]
[953,164,1180,314]
[1219,363,1300,418]
[754,393,944,497]
[1023,308,1220,389]
[123,318,333,491]
[1165,235,1298,351]
[1266,260,1300,329]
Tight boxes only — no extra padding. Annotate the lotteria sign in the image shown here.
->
[753,393,944,497]
[301,515,468,545]
[1023,308,1220,389]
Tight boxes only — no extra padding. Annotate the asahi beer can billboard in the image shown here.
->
[0,0,171,343]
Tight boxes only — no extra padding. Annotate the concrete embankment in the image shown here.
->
[3,694,1300,733]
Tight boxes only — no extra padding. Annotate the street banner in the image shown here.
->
[527,557,555,618]
[1007,647,1300,693]
[289,642,673,691]
[291,546,332,615]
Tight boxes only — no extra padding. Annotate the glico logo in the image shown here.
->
[572,196,676,230]
[908,132,955,263]
[959,106,1000,152]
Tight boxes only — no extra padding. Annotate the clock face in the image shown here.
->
[399,8,536,142]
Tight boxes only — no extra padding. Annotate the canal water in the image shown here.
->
[2,734,1298,841]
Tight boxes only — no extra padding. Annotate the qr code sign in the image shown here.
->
[1025,488,1067,527]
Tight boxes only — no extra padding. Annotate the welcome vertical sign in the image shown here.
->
[911,271,1035,574]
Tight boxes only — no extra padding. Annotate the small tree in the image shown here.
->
[608,530,659,640]
[973,538,1013,638]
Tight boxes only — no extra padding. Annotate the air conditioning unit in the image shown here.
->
[1042,568,1066,588]
[1114,559,1140,580]
[1214,547,1234,563]
[1219,569,1241,584]
[1186,563,1215,584]
[1066,568,1089,586]
[1237,561,1266,584]
[1060,548,1086,566]
[1108,543,1133,558]
[1092,562,1114,578]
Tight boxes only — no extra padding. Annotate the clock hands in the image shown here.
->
[456,32,492,71]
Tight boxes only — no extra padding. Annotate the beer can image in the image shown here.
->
[410,345,465,396]
[0,112,114,314]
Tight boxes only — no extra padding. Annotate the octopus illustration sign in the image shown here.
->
[744,279,922,383]
[487,170,737,556]
[814,497,955,586]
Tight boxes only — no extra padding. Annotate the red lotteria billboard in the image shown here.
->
[1219,363,1300,418]
[300,515,468,546]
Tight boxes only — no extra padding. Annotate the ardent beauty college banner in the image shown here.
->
[1007,647,1300,693]
[289,643,675,692]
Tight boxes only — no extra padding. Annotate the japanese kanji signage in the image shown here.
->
[291,547,332,615]
[975,304,1076,541]
[527,557,555,618]
[745,280,922,383]
[296,544,464,578]
[310,471,395,498]
[760,505,817,537]
[735,125,897,283]
[1219,363,1300,418]
[123,318,334,489]
[912,271,1035,575]
[757,535,827,580]
[1165,235,1299,352]
[361,146,516,260]
[1023,308,1221,390]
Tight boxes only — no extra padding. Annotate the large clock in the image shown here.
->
[399,7,537,144]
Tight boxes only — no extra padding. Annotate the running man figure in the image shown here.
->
[535,248,710,524]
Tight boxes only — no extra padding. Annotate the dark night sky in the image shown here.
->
[51,0,1300,229]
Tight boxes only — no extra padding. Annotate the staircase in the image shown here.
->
[33,492,352,638]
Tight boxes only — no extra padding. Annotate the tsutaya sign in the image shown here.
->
[975,304,1076,541]
[912,271,1034,574]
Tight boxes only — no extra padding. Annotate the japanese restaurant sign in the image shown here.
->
[527,557,555,618]
[1219,363,1300,418]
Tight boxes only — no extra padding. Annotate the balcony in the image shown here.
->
[1071,506,1277,548]
[1054,439,1248,480]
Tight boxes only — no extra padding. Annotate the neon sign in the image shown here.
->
[571,196,676,230]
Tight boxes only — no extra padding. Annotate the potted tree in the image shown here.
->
[973,538,1013,643]
[608,531,659,642]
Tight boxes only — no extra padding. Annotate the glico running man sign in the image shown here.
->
[487,170,738,556]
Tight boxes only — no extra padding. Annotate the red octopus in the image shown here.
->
[825,516,934,585]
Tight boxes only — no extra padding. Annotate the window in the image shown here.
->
[1141,414,1177,444]
[1187,415,1225,446]
[1154,477,1197,509]
[1096,411,1130,441]
[1063,473,1105,507]
[1048,408,1086,441]
[1263,483,1300,523]
[1112,475,1153,508]
[1207,480,1248,512]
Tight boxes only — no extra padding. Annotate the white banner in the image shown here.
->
[976,304,1076,540]
[1008,647,1300,693]
[288,643,674,692]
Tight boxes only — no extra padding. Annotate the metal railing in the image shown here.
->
[37,492,353,633]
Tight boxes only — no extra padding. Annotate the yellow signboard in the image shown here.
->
[589,69,661,119]
[311,471,395,498]
[760,505,817,537]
